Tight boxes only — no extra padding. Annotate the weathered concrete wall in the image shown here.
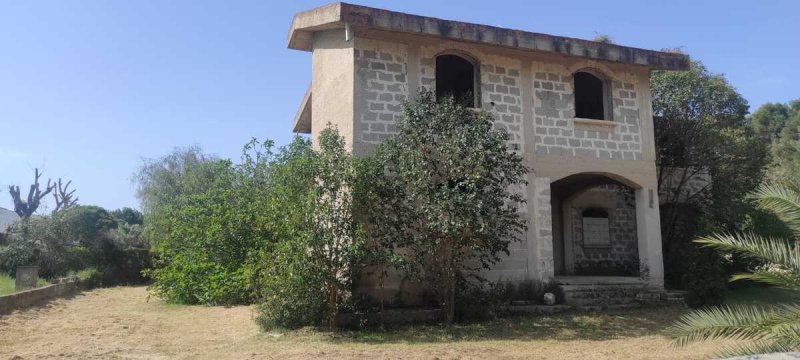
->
[311,30,355,150]
[0,279,78,314]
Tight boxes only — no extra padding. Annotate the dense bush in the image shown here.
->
[139,127,368,317]
[0,205,151,283]
[364,91,528,323]
[254,128,368,329]
[680,247,727,308]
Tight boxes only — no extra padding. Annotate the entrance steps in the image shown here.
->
[555,276,677,309]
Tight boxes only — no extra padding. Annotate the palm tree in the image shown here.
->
[671,180,800,356]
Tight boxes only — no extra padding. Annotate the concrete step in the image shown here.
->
[576,303,641,312]
[560,283,651,307]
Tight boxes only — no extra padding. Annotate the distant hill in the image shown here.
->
[0,207,20,232]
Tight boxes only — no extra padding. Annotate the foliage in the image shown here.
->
[255,127,368,329]
[681,247,727,308]
[652,60,769,290]
[111,207,144,225]
[0,205,149,283]
[749,100,800,182]
[671,180,800,356]
[454,278,513,321]
[363,91,528,323]
[592,34,614,44]
[139,154,256,304]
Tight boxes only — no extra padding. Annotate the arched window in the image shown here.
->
[574,71,609,120]
[435,54,477,108]
[582,207,611,247]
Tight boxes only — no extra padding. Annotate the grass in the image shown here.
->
[0,273,14,296]
[0,273,50,296]
[0,286,728,359]
[725,285,797,305]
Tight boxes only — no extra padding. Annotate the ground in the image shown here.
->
[0,286,735,359]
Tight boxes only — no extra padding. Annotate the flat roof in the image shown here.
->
[287,2,689,71]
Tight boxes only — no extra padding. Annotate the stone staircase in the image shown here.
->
[556,276,678,310]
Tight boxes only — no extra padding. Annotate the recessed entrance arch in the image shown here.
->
[550,173,641,277]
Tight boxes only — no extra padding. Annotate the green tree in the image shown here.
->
[255,127,367,329]
[365,91,528,323]
[111,207,144,226]
[749,100,800,181]
[652,60,769,293]
[671,180,800,356]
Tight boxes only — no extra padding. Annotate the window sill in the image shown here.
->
[573,118,617,132]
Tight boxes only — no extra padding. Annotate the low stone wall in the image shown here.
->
[0,278,79,314]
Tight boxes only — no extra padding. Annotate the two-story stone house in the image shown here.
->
[288,3,690,303]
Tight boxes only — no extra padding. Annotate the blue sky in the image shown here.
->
[1,1,798,212]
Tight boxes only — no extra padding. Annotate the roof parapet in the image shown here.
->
[288,2,689,71]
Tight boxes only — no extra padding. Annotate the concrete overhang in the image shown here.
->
[292,85,312,134]
[288,2,690,71]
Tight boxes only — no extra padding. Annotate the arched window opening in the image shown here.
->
[574,71,606,120]
[435,54,477,108]
[582,207,610,247]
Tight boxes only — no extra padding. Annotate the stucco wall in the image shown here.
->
[311,30,355,149]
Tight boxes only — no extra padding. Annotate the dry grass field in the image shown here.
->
[0,286,728,359]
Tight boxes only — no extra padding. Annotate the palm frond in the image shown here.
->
[713,338,796,359]
[695,232,800,272]
[753,182,800,235]
[670,305,785,347]
[730,271,800,291]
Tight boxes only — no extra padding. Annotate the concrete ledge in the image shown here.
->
[288,2,690,71]
[508,304,573,315]
[0,279,79,314]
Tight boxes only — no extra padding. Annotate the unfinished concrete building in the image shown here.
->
[288,3,690,306]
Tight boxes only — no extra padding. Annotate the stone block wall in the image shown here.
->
[568,185,639,275]
[480,64,524,152]
[532,68,643,160]
[353,41,408,146]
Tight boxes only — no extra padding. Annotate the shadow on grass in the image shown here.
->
[285,305,690,345]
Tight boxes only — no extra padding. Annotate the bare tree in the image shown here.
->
[52,178,78,214]
[8,168,55,218]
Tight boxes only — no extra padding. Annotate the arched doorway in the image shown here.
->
[551,173,641,277]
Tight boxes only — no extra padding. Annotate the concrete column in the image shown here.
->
[635,186,664,287]
[527,176,554,281]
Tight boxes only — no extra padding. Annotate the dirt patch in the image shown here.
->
[0,286,725,359]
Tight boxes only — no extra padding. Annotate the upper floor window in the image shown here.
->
[574,71,609,120]
[436,54,478,108]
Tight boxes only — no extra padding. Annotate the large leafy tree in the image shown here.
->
[671,179,800,356]
[366,91,528,323]
[652,59,769,291]
[750,100,800,181]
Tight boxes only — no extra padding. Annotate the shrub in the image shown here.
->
[681,248,727,308]
[454,278,512,321]
[254,127,368,329]
[365,91,528,323]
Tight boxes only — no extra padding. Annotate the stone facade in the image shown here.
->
[566,185,639,276]
[533,71,643,160]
